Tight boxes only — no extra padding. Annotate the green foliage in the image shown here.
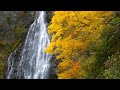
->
[110,17,120,25]
[103,54,120,79]
[78,54,96,79]
[14,27,27,39]
[87,12,120,79]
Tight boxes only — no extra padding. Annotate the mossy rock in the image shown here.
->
[14,27,27,39]
[0,63,4,79]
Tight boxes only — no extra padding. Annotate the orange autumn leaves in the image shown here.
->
[45,11,113,79]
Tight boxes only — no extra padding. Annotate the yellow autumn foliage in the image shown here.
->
[46,11,113,79]
[58,60,81,79]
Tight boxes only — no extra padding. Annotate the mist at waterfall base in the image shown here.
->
[6,11,51,79]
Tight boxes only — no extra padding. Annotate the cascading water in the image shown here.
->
[6,11,51,79]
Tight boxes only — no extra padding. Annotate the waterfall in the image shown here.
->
[6,11,51,79]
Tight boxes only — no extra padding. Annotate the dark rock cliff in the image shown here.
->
[0,11,35,79]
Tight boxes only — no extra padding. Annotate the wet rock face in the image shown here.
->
[46,11,54,24]
[0,11,35,42]
[49,56,58,79]
[0,11,35,79]
[0,11,57,79]
[5,43,24,79]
